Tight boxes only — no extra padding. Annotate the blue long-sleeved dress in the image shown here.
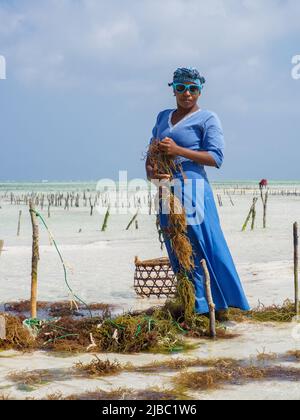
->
[150,108,250,313]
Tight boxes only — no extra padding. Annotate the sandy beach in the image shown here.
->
[0,181,300,400]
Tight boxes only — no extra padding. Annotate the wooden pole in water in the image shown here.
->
[148,191,152,215]
[242,197,258,231]
[101,206,110,232]
[251,200,256,231]
[294,222,299,316]
[0,240,4,257]
[17,210,22,236]
[29,200,39,319]
[260,187,268,229]
[126,209,139,231]
[201,258,216,339]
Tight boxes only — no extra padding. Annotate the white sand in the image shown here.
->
[0,185,300,399]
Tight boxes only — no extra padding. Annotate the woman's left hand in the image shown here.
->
[159,137,179,157]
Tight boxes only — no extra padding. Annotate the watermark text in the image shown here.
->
[0,55,6,80]
[291,55,300,80]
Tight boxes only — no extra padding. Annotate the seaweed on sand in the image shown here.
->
[46,387,187,401]
[7,368,74,390]
[173,359,300,392]
[4,300,115,318]
[228,300,296,323]
[74,356,122,377]
[38,313,194,354]
[133,357,239,373]
[286,350,300,360]
[4,301,49,314]
[0,314,36,351]
[160,299,236,339]
[0,310,195,354]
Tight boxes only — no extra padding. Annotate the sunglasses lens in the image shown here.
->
[189,85,200,94]
[175,84,186,93]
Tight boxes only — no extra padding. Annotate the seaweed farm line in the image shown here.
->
[1,181,300,213]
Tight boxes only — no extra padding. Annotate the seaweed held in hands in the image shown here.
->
[147,140,195,316]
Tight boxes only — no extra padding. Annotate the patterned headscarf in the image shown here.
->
[169,67,206,87]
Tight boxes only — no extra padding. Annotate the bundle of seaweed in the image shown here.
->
[93,313,192,353]
[228,300,296,323]
[0,314,36,350]
[74,356,122,377]
[147,140,194,273]
[148,139,180,178]
[38,317,100,352]
[158,299,235,339]
[37,313,193,354]
[176,273,196,321]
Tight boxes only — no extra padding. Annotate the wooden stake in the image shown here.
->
[0,315,5,340]
[294,222,299,316]
[89,197,94,216]
[17,210,22,236]
[29,200,39,319]
[201,259,216,339]
[251,200,256,231]
[242,197,258,231]
[148,192,152,215]
[0,240,4,257]
[101,206,110,232]
[260,187,268,229]
[126,209,139,231]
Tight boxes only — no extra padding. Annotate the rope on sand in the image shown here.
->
[29,208,92,318]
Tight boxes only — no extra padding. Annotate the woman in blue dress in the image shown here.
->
[146,67,250,315]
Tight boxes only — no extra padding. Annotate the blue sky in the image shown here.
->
[0,0,299,182]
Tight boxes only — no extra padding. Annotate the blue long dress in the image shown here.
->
[150,108,250,314]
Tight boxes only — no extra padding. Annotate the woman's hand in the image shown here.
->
[159,137,179,157]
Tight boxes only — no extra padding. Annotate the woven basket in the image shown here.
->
[134,256,177,298]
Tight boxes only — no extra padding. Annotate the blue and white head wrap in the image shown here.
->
[169,67,206,89]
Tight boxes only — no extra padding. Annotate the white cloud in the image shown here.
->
[0,0,299,97]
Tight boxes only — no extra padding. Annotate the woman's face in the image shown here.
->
[174,81,201,110]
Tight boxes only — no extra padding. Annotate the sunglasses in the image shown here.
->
[173,82,202,95]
